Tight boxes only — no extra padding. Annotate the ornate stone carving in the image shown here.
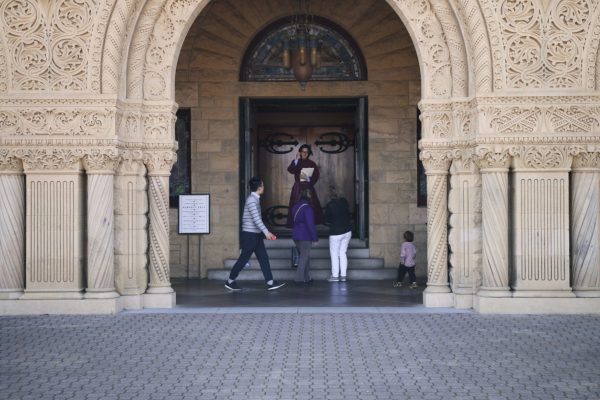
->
[0,107,115,136]
[1,0,98,91]
[147,174,171,292]
[511,145,572,170]
[20,148,84,171]
[0,149,23,172]
[572,150,600,168]
[143,149,176,176]
[475,147,511,170]
[82,148,119,173]
[486,0,598,89]
[420,149,452,173]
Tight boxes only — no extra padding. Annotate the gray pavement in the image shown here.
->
[1,312,600,400]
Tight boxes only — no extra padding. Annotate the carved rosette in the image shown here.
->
[571,151,600,295]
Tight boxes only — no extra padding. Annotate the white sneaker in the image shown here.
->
[340,276,347,282]
[393,281,402,287]
[328,276,340,282]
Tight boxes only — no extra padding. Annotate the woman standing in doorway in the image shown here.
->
[291,189,319,283]
[286,144,325,228]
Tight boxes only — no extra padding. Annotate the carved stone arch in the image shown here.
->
[122,0,463,102]
[0,18,7,93]
[449,0,493,94]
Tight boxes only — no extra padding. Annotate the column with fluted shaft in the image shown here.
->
[144,150,177,298]
[571,151,600,297]
[83,151,119,299]
[476,148,511,298]
[421,149,452,307]
[0,153,25,299]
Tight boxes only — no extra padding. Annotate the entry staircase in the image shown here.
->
[207,238,396,281]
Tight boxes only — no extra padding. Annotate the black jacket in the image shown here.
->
[325,198,352,236]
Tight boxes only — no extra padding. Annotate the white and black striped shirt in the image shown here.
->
[242,192,268,234]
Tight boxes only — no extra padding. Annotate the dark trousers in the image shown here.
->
[397,264,416,283]
[293,240,312,282]
[229,232,273,282]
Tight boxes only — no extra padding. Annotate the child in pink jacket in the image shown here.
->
[394,231,417,288]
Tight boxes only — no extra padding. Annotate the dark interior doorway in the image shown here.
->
[240,97,368,239]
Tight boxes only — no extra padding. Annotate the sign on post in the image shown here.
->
[178,194,210,234]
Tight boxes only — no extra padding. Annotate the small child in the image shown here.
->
[394,231,417,288]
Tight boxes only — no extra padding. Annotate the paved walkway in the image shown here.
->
[1,312,599,400]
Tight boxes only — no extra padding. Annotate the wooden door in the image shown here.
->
[257,125,355,232]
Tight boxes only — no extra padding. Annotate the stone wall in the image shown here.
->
[172,0,425,277]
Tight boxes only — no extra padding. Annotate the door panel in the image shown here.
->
[257,125,355,231]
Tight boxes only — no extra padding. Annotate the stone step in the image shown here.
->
[223,257,384,269]
[264,238,367,249]
[208,268,397,281]
[243,247,370,259]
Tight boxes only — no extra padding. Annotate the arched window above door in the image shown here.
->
[241,16,367,82]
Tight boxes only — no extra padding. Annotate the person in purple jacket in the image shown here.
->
[291,188,319,284]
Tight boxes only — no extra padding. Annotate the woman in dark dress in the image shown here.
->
[286,144,325,228]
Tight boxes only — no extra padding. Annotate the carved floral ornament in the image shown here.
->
[0,107,115,136]
[475,147,511,170]
[510,145,572,170]
[572,149,600,169]
[143,150,177,175]
[1,0,97,92]
[420,149,452,173]
[18,147,85,171]
[82,148,119,173]
[0,148,22,172]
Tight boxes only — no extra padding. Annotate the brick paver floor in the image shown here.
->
[1,313,599,400]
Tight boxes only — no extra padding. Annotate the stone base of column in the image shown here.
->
[143,292,176,308]
[84,290,119,299]
[453,293,474,309]
[477,287,512,298]
[0,298,122,315]
[146,285,174,294]
[512,289,575,298]
[120,294,144,310]
[20,290,84,300]
[474,296,600,314]
[423,291,454,307]
[0,290,24,300]
[573,289,600,298]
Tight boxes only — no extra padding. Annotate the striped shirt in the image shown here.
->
[242,192,268,235]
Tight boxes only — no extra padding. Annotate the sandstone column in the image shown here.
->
[143,150,176,306]
[114,150,149,305]
[21,149,85,299]
[448,151,481,308]
[421,149,452,306]
[83,151,119,299]
[511,146,574,297]
[0,153,25,299]
[476,148,511,298]
[571,151,600,297]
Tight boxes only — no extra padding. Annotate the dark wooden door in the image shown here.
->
[257,125,356,231]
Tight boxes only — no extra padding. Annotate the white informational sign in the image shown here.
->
[178,194,210,234]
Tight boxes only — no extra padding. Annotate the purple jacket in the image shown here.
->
[290,200,318,242]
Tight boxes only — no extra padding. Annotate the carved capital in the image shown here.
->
[0,149,23,173]
[143,150,177,176]
[475,147,511,171]
[117,149,144,175]
[510,145,572,170]
[450,148,477,173]
[20,148,83,172]
[420,149,451,174]
[83,149,119,174]
[572,151,600,170]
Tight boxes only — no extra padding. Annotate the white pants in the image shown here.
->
[329,231,352,278]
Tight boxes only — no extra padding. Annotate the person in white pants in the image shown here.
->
[325,187,352,282]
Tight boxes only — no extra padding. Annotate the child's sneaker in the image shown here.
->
[328,276,339,282]
[340,276,347,282]
[409,282,418,289]
[393,281,402,288]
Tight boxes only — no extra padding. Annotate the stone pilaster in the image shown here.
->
[0,152,25,299]
[20,149,86,300]
[114,150,148,301]
[571,151,600,297]
[476,147,511,298]
[511,146,574,298]
[448,149,481,308]
[83,150,119,299]
[420,149,452,307]
[143,150,176,305]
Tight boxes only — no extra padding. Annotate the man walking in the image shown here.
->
[225,177,285,291]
